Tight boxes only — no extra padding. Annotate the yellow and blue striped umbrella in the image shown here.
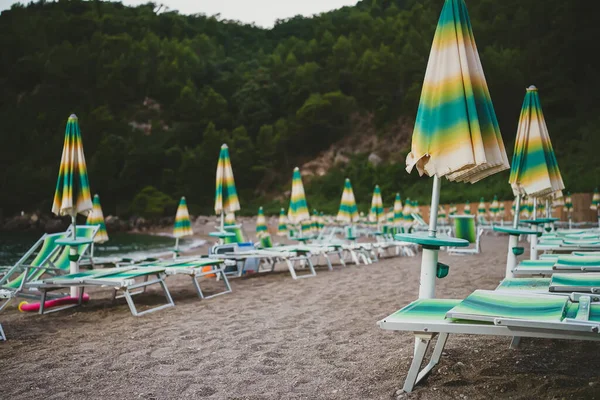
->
[86,194,108,243]
[405,0,509,183]
[477,197,486,217]
[277,208,288,236]
[52,114,93,220]
[509,86,564,198]
[591,188,600,211]
[369,185,385,223]
[287,167,310,224]
[215,144,240,215]
[393,193,403,224]
[336,178,359,223]
[174,196,193,238]
[256,206,268,238]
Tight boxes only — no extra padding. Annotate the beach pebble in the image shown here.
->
[590,381,598,387]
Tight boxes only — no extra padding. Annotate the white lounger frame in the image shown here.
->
[164,262,232,300]
[378,299,600,393]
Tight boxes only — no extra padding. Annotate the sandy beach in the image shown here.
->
[1,234,599,400]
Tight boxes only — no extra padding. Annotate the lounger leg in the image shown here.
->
[143,274,149,293]
[510,336,521,349]
[324,254,333,271]
[191,275,205,299]
[111,289,117,303]
[0,323,5,341]
[415,333,448,384]
[122,274,175,317]
[39,289,48,315]
[338,251,346,266]
[402,335,432,393]
[286,259,298,280]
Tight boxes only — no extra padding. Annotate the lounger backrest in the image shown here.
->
[411,213,427,226]
[453,216,477,243]
[259,235,273,249]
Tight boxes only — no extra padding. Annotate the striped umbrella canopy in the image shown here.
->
[336,178,359,223]
[369,185,385,223]
[522,197,533,218]
[463,200,471,215]
[288,167,310,224]
[224,211,236,226]
[173,196,193,238]
[509,86,564,199]
[311,209,320,233]
[591,188,600,211]
[499,200,505,218]
[386,207,394,224]
[477,197,486,216]
[256,206,268,238]
[413,201,422,217]
[449,204,457,215]
[277,208,288,236]
[86,194,109,243]
[564,192,574,213]
[489,195,499,218]
[318,211,325,230]
[393,193,404,224]
[214,144,241,217]
[405,0,509,184]
[52,114,93,227]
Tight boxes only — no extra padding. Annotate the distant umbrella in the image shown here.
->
[87,194,108,243]
[368,185,385,223]
[336,178,359,223]
[215,144,240,229]
[277,208,288,236]
[256,206,268,238]
[287,167,310,224]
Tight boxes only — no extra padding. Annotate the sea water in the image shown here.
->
[0,232,206,266]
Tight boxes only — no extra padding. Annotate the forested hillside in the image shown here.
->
[1,0,599,217]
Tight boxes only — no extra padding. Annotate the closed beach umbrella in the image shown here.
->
[413,201,422,217]
[288,167,310,224]
[173,196,193,254]
[403,198,413,222]
[463,201,471,215]
[403,0,509,300]
[564,192,573,213]
[508,86,565,225]
[393,193,404,224]
[215,144,240,230]
[449,204,457,216]
[87,194,109,243]
[52,114,93,296]
[499,201,505,220]
[489,195,499,219]
[336,178,359,223]
[591,188,600,211]
[277,208,288,236]
[256,206,268,238]
[437,205,447,223]
[369,185,384,223]
[477,197,486,217]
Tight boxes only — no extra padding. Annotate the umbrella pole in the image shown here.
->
[530,198,538,260]
[70,215,79,298]
[505,195,522,279]
[220,211,224,232]
[419,175,441,300]
[174,237,179,260]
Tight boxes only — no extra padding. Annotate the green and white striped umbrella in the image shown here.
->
[52,114,93,223]
[564,192,573,213]
[86,194,108,243]
[499,200,505,218]
[463,200,471,215]
[449,204,457,216]
[591,188,600,211]
[489,195,499,218]
[174,196,193,238]
[277,208,288,236]
[386,207,394,224]
[318,211,325,230]
[256,206,268,238]
[336,178,359,223]
[477,197,486,217]
[403,198,413,222]
[509,86,564,198]
[393,193,404,224]
[405,0,509,183]
[311,209,320,233]
[437,205,447,220]
[413,201,422,217]
[215,144,240,216]
[288,167,310,224]
[369,185,385,223]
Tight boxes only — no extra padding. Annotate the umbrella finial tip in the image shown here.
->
[69,114,78,119]
[527,85,537,91]
[221,143,228,148]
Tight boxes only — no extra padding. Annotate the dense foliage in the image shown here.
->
[1,0,599,217]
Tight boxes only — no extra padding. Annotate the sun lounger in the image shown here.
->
[378,290,600,393]
[134,258,232,299]
[26,266,174,316]
[0,289,14,341]
[210,243,317,280]
[447,215,483,254]
[513,256,600,276]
